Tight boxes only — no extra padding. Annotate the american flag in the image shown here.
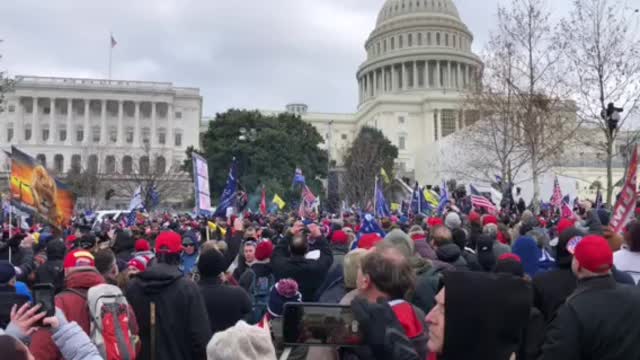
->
[470,184,497,213]
[298,185,317,218]
[551,177,563,208]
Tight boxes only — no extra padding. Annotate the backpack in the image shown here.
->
[244,269,275,324]
[70,284,137,360]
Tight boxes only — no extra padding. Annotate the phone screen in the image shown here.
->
[283,303,363,347]
[33,284,55,318]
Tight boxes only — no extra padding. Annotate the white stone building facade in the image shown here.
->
[0,76,201,208]
[263,0,484,185]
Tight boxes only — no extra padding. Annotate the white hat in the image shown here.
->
[206,320,277,360]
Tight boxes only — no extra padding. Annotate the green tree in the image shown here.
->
[184,109,328,205]
[343,126,398,207]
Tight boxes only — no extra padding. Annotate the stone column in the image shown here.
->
[117,101,124,146]
[151,102,157,146]
[100,100,107,145]
[401,63,407,90]
[436,61,441,88]
[466,66,471,89]
[65,99,73,145]
[15,98,23,144]
[447,61,452,89]
[433,109,439,141]
[391,65,397,92]
[425,61,430,88]
[30,97,38,145]
[48,98,56,145]
[413,61,418,88]
[372,71,377,97]
[167,103,174,149]
[82,100,90,145]
[133,101,141,147]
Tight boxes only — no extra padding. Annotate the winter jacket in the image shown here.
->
[519,306,545,360]
[30,268,140,360]
[126,262,212,360]
[317,276,348,304]
[512,236,542,278]
[52,321,102,360]
[410,256,452,314]
[0,242,35,282]
[271,236,333,301]
[614,247,640,284]
[180,251,199,277]
[492,241,511,259]
[539,275,640,360]
[532,267,577,323]
[439,272,532,359]
[0,284,30,329]
[35,240,66,293]
[198,276,251,334]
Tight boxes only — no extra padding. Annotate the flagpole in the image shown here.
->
[108,33,113,80]
[373,176,378,216]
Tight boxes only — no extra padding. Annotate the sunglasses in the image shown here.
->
[182,243,195,247]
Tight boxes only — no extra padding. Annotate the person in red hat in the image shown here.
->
[126,231,212,360]
[540,235,640,359]
[30,249,139,360]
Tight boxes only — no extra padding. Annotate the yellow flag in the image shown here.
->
[380,168,390,184]
[424,189,440,207]
[208,221,227,237]
[272,194,286,209]
[390,203,401,211]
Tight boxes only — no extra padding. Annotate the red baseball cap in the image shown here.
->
[482,215,498,226]
[573,235,613,273]
[358,233,382,250]
[135,239,151,252]
[155,231,183,254]
[63,250,95,269]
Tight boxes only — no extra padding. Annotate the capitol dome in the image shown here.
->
[357,0,483,106]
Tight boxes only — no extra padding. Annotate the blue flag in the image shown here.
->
[126,210,137,227]
[213,159,238,217]
[437,180,450,215]
[149,185,161,208]
[375,180,391,218]
[410,183,432,215]
[292,167,306,186]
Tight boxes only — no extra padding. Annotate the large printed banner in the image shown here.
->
[9,146,76,228]
[192,153,212,214]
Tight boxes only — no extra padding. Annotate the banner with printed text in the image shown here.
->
[192,153,212,215]
[9,146,76,228]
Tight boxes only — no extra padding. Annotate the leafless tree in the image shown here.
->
[494,0,581,209]
[561,0,640,205]
[111,143,189,211]
[0,39,14,113]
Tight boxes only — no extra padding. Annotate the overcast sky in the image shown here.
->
[0,0,574,116]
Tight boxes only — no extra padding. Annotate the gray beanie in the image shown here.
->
[207,320,277,360]
[382,229,415,258]
[445,212,462,230]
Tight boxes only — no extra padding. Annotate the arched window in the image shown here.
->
[105,156,116,174]
[54,154,64,173]
[71,155,82,172]
[88,155,98,174]
[122,156,133,175]
[142,127,151,145]
[139,156,150,175]
[36,154,46,168]
[155,156,166,175]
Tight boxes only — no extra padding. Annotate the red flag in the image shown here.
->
[611,145,638,233]
[260,186,267,215]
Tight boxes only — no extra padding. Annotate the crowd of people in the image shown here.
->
[0,197,640,360]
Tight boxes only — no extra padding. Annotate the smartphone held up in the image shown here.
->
[282,303,363,347]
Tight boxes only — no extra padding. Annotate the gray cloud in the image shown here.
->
[0,0,572,116]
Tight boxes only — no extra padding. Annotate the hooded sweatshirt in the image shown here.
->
[512,236,542,278]
[35,239,66,293]
[440,271,532,360]
[126,262,212,360]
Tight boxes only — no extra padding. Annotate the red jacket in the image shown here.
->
[30,268,139,360]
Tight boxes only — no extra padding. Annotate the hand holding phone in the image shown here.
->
[33,283,56,325]
[283,303,363,347]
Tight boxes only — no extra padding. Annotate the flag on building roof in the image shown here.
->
[213,159,238,217]
[375,179,391,218]
[470,184,497,214]
[551,176,563,209]
[110,34,117,48]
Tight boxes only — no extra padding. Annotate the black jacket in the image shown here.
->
[532,267,576,323]
[0,285,30,328]
[271,236,333,301]
[0,242,35,282]
[198,276,251,334]
[126,262,212,360]
[436,242,469,271]
[35,240,66,293]
[539,275,640,360]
